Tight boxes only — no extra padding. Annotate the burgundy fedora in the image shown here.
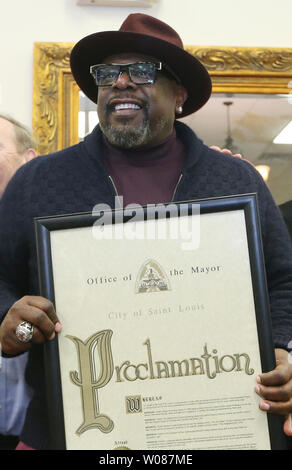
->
[70,13,212,117]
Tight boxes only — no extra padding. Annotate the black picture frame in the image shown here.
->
[34,193,287,450]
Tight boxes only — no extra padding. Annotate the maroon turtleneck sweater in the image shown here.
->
[101,129,186,207]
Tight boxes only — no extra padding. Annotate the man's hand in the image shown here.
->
[0,295,62,355]
[255,348,292,436]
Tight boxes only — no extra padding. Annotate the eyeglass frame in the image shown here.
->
[89,61,182,87]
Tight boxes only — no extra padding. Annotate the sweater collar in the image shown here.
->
[101,129,180,167]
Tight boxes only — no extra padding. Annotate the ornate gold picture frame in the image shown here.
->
[33,42,292,155]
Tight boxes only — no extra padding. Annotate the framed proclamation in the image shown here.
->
[35,193,287,450]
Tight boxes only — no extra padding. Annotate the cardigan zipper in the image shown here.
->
[108,175,123,208]
[109,173,183,207]
[171,174,183,202]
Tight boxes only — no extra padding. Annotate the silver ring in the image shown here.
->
[15,321,34,343]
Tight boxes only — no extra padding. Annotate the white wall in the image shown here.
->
[0,0,292,128]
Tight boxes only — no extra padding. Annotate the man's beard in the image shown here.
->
[100,118,150,149]
[99,110,170,150]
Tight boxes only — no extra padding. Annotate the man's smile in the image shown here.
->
[108,98,145,117]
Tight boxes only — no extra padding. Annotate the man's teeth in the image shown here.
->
[114,103,141,111]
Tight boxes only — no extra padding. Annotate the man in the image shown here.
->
[0,114,36,449]
[0,14,292,450]
[0,115,37,198]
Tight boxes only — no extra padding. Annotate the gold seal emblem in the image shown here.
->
[113,446,131,450]
[135,259,170,294]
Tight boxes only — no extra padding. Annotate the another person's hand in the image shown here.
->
[0,295,61,355]
[255,348,292,436]
[210,145,243,159]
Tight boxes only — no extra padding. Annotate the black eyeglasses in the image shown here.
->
[89,61,181,87]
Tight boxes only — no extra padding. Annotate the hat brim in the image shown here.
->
[70,31,212,117]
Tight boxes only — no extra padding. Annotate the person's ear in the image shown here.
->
[23,148,37,162]
[175,86,188,116]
